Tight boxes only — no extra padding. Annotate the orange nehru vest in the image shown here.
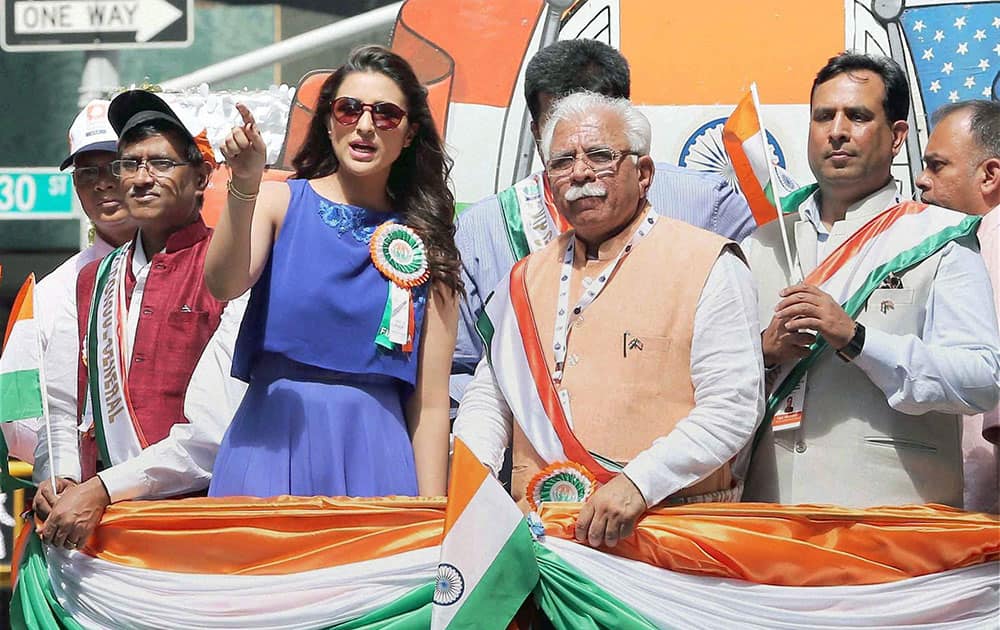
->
[511,213,736,509]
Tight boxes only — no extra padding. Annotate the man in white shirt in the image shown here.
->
[455,92,763,549]
[743,53,1000,507]
[1,101,137,474]
[33,90,247,550]
[915,99,1000,513]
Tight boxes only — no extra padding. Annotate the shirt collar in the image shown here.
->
[799,181,901,236]
[572,204,650,264]
[130,215,209,272]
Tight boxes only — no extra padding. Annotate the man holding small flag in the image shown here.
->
[742,53,1000,508]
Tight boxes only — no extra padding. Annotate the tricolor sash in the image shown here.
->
[764,201,982,425]
[496,173,569,261]
[477,258,616,485]
[84,245,146,467]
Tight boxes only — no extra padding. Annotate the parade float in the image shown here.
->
[2,0,999,627]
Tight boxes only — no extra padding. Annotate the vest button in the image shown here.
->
[794,441,807,453]
[141,308,153,316]
[134,354,145,363]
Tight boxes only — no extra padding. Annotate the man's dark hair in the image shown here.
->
[119,122,204,165]
[524,39,630,121]
[931,99,1000,160]
[811,52,910,123]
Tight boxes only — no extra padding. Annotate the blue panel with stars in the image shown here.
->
[900,2,999,122]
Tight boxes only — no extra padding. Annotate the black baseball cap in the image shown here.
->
[108,89,197,146]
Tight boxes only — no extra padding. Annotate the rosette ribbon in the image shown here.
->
[370,222,430,352]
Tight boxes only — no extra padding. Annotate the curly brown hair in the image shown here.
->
[292,45,462,295]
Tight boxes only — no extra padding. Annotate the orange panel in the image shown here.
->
[621,0,844,104]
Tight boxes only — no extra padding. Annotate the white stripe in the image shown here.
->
[434,475,524,627]
[818,206,969,304]
[485,275,567,464]
[0,319,40,374]
[546,537,999,629]
[48,545,437,629]
[740,133,771,190]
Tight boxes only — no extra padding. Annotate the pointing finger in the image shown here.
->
[235,102,256,128]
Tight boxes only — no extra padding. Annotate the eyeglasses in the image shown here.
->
[110,158,191,179]
[72,164,115,185]
[546,148,638,175]
[331,97,408,130]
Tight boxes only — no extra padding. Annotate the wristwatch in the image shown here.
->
[835,322,865,362]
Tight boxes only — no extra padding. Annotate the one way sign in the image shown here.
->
[2,0,192,51]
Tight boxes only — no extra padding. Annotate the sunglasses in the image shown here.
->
[331,97,408,130]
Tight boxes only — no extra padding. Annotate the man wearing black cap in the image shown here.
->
[33,90,248,550]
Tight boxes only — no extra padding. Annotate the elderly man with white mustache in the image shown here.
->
[454,91,764,549]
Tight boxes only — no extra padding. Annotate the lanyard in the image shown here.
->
[551,209,658,383]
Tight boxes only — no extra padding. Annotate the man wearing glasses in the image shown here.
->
[3,100,137,478]
[455,92,763,549]
[33,90,248,550]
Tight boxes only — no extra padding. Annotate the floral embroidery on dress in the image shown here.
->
[317,200,380,242]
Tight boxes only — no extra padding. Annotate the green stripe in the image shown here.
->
[759,214,982,440]
[87,247,126,468]
[11,529,85,629]
[474,308,495,364]
[0,369,42,423]
[497,185,532,261]
[328,583,432,630]
[446,520,539,628]
[533,543,657,630]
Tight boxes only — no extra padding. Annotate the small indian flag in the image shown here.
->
[432,438,538,629]
[0,274,43,423]
[722,84,799,226]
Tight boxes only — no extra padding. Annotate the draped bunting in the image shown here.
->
[12,499,999,629]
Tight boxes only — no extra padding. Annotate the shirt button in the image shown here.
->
[574,316,584,328]
[582,277,593,287]
[794,441,807,453]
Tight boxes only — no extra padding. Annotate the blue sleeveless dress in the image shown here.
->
[208,179,428,498]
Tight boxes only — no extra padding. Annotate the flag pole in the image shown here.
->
[750,83,802,283]
[31,275,58,494]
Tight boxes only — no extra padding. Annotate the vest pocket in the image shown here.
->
[863,436,938,453]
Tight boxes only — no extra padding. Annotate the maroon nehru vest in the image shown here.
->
[75,217,226,480]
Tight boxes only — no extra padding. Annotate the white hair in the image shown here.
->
[539,91,652,162]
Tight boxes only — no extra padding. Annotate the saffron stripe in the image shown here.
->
[508,259,613,484]
[2,274,34,350]
[442,439,490,537]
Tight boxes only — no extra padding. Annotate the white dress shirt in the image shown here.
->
[34,231,248,502]
[455,250,765,507]
[26,237,115,482]
[794,190,1000,417]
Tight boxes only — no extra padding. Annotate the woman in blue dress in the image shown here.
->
[203,46,460,498]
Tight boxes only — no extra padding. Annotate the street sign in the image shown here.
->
[0,168,76,219]
[2,0,192,52]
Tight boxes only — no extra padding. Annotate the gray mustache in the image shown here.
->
[564,183,608,202]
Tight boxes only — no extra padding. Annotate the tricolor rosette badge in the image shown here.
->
[370,222,430,352]
[527,461,598,511]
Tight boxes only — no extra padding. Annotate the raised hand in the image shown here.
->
[220,103,267,184]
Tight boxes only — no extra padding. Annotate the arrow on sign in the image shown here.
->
[13,0,182,42]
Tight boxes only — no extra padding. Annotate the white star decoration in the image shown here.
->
[954,16,967,29]
[979,58,991,71]
[913,20,926,32]
[957,42,969,55]
[930,80,942,93]
[995,43,1000,56]
[964,76,977,89]
[974,29,987,41]
[922,48,934,60]
[994,17,1000,28]
[948,90,960,103]
[985,87,994,98]
[942,61,955,74]
[934,30,945,43]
